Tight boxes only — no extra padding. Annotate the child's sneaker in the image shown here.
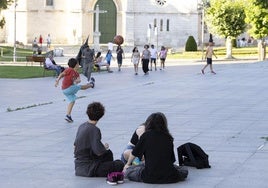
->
[115,172,124,184]
[65,115,73,123]
[89,77,95,88]
[106,172,118,185]
[90,77,95,83]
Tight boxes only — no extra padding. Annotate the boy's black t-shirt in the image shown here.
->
[132,130,180,184]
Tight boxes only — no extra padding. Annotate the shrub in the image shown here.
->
[185,36,197,51]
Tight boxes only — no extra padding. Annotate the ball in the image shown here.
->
[113,35,124,45]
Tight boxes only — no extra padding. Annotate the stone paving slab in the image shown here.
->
[0,57,268,188]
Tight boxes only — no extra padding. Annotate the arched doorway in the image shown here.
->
[94,0,116,44]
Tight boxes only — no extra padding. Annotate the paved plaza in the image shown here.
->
[0,54,268,188]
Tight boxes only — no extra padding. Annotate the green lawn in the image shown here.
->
[1,45,262,61]
[0,66,55,78]
[169,46,260,59]
[0,46,38,62]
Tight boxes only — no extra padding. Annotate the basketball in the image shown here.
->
[113,35,124,45]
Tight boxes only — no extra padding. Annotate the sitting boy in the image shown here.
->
[74,102,124,178]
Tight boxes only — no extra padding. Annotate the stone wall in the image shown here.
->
[1,0,202,49]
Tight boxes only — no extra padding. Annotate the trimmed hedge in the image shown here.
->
[185,36,197,51]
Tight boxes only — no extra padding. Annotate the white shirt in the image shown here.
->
[47,36,51,43]
[108,42,113,51]
[150,48,158,59]
[45,57,53,67]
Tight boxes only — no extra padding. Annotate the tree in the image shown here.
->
[0,0,14,28]
[245,0,268,60]
[205,0,247,58]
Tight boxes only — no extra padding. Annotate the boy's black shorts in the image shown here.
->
[207,58,212,64]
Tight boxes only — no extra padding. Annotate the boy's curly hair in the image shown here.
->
[87,102,105,121]
[68,58,78,68]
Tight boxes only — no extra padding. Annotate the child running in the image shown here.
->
[55,58,95,123]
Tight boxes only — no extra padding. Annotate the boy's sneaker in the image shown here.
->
[115,172,124,184]
[106,172,118,185]
[90,77,95,83]
[65,115,73,123]
[106,172,124,185]
[89,77,95,88]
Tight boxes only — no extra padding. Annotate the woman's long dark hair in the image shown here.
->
[132,47,138,53]
[145,112,173,141]
[96,52,101,58]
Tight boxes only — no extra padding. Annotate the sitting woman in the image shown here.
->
[123,112,188,184]
[95,52,113,73]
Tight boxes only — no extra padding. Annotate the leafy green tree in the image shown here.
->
[205,0,247,58]
[245,0,268,60]
[245,0,268,39]
[0,0,14,28]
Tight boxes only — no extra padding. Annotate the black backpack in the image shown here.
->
[177,142,211,169]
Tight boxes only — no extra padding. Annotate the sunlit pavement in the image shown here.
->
[0,52,268,187]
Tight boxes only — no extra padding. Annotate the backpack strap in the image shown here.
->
[185,143,198,167]
[177,145,184,166]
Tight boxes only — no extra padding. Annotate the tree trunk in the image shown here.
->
[258,40,266,61]
[226,37,233,59]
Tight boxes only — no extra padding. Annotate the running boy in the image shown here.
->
[201,42,217,74]
[55,58,95,122]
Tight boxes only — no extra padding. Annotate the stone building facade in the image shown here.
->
[1,0,207,49]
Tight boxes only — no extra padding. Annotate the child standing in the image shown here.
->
[39,35,43,47]
[116,45,125,71]
[105,50,114,66]
[141,44,151,75]
[55,58,95,123]
[149,44,158,71]
[131,47,140,75]
[159,46,167,70]
[46,34,51,49]
[201,42,217,74]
